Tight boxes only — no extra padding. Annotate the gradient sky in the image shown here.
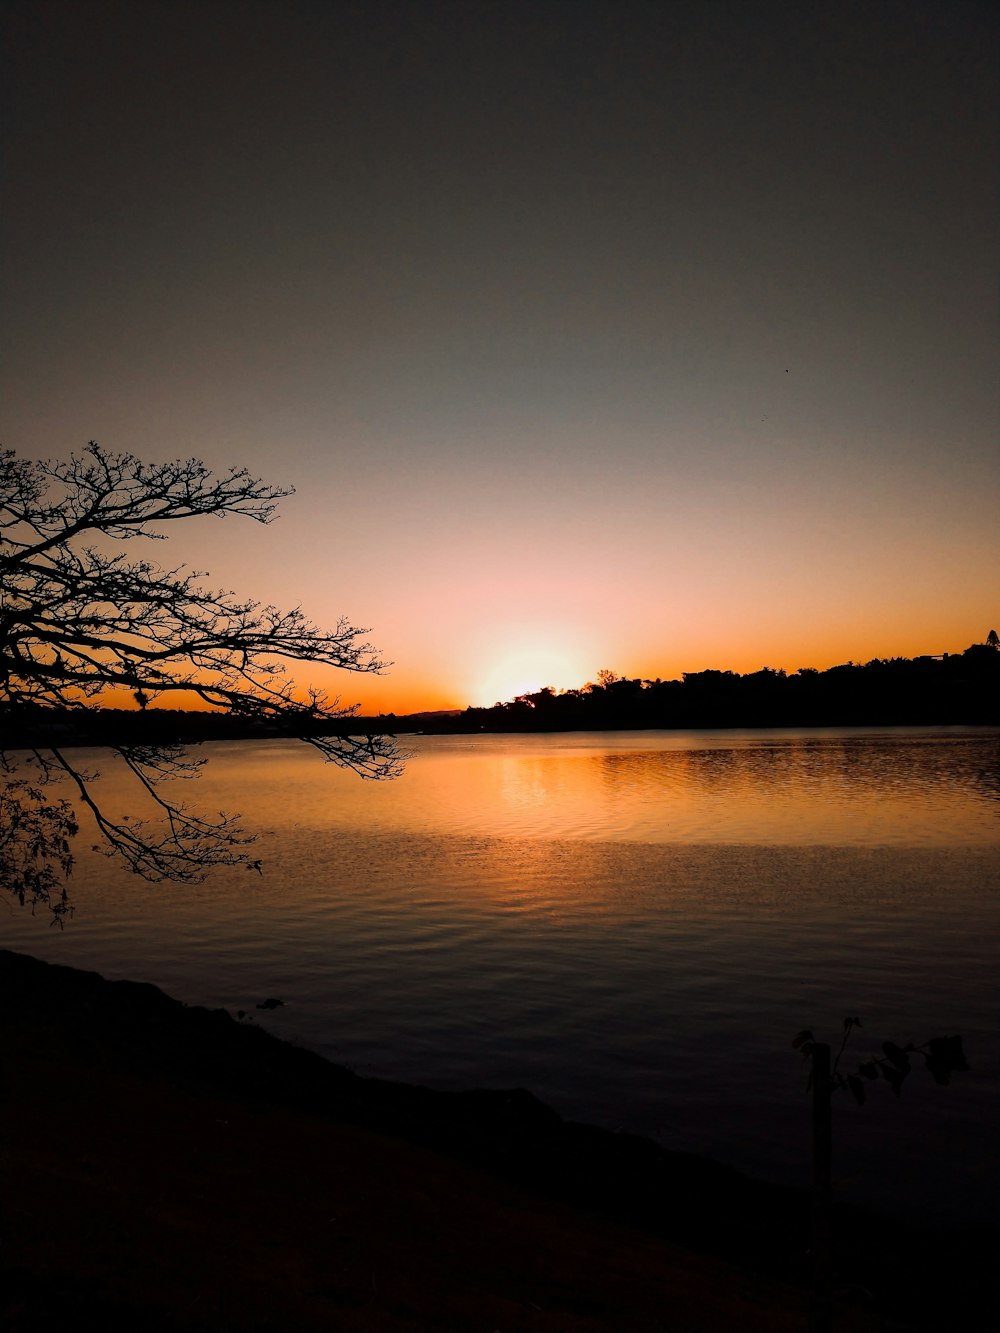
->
[3,0,997,714]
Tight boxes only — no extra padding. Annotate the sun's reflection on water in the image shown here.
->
[170,727,1000,849]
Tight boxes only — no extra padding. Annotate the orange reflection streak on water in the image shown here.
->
[72,729,1000,864]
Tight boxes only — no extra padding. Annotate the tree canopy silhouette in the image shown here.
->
[1,442,399,919]
[436,637,1000,735]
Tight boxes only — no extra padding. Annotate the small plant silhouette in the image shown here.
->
[793,1016,969,1102]
[791,1018,968,1333]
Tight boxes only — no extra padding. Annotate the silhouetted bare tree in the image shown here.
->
[1,442,399,919]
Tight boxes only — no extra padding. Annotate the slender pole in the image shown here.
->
[811,1041,833,1333]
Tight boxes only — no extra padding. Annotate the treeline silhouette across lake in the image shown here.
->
[4,638,998,749]
[397,637,1000,735]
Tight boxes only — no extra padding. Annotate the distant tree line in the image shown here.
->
[403,637,1000,735]
[4,637,998,750]
[0,703,307,751]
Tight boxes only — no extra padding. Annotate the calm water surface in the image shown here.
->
[5,727,998,1225]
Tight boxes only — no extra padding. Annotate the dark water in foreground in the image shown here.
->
[5,727,998,1226]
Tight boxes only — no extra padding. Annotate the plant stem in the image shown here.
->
[811,1041,833,1333]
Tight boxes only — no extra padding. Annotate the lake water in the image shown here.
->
[4,727,998,1226]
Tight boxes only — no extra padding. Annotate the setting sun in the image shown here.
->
[472,643,590,708]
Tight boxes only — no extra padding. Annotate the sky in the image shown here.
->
[2,0,997,714]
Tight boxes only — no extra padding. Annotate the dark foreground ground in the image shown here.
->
[0,950,989,1331]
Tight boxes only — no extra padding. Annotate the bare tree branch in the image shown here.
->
[1,442,400,917]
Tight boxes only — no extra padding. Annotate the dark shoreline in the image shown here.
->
[1,949,992,1330]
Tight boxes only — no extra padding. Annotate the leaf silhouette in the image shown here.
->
[928,1035,969,1071]
[924,1035,969,1084]
[878,1060,910,1097]
[924,1054,952,1085]
[882,1041,911,1072]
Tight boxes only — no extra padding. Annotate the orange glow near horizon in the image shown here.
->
[89,617,995,719]
[310,617,995,715]
[88,605,996,720]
